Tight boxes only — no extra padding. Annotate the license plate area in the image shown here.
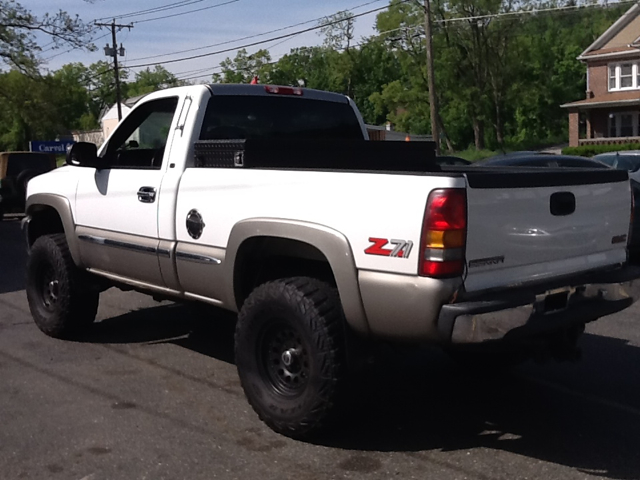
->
[536,287,575,314]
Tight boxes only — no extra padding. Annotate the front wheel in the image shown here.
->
[26,234,99,338]
[235,277,345,439]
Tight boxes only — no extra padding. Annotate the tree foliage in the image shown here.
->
[0,0,631,154]
[212,48,272,84]
[0,0,95,72]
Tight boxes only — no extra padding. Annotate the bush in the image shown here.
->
[562,143,640,157]
[453,148,499,162]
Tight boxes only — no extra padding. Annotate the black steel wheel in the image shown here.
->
[26,234,99,338]
[260,320,311,397]
[235,277,345,439]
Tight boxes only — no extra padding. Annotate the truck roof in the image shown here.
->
[205,83,351,104]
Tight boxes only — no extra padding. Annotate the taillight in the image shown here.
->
[419,189,467,278]
[264,85,303,96]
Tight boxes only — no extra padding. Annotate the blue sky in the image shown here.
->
[28,0,385,82]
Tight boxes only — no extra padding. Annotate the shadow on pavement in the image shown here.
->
[0,218,27,295]
[319,333,640,480]
[75,302,237,365]
[72,300,640,479]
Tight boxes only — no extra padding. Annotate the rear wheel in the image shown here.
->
[26,234,99,338]
[235,277,345,439]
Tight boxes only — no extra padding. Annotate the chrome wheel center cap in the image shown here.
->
[48,280,59,301]
[281,348,298,367]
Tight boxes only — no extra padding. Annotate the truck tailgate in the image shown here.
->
[462,169,631,292]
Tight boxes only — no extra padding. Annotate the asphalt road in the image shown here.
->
[1,217,640,480]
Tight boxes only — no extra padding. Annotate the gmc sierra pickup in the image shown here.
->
[23,84,640,438]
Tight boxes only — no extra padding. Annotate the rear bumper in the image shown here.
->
[438,265,640,344]
[357,265,640,344]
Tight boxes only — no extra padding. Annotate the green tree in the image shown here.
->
[127,66,183,97]
[0,0,95,72]
[51,63,98,130]
[85,60,128,118]
[317,11,355,51]
[212,48,272,84]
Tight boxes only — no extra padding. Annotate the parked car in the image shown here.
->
[0,151,56,220]
[477,152,640,260]
[435,155,471,166]
[477,152,611,168]
[593,151,640,181]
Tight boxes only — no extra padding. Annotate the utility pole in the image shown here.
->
[95,20,133,121]
[423,0,440,154]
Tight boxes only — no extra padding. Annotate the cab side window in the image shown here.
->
[103,97,179,169]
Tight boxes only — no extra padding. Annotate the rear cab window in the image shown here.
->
[199,95,364,141]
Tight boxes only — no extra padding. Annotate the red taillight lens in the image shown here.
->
[425,189,467,230]
[419,188,467,278]
[264,85,303,96]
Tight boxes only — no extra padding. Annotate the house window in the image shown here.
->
[608,62,640,91]
[621,113,634,136]
[608,112,639,137]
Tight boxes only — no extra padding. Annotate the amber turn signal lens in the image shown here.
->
[425,229,465,249]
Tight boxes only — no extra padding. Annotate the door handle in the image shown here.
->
[137,186,157,203]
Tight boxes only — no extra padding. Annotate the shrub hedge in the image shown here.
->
[562,143,640,157]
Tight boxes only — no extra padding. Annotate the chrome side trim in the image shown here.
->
[183,292,224,307]
[175,251,222,265]
[175,243,227,304]
[79,234,157,255]
[87,268,184,299]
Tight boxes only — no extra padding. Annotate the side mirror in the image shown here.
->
[66,142,104,168]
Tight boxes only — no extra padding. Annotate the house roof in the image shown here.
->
[561,90,640,109]
[98,94,148,122]
[578,3,640,61]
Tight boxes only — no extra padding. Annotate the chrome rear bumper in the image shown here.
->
[438,265,640,344]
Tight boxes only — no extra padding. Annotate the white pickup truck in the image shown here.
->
[23,84,640,438]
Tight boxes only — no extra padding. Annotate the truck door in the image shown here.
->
[75,96,180,285]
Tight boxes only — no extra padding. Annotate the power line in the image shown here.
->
[94,0,205,22]
[126,0,386,62]
[174,22,410,83]
[131,0,240,24]
[436,0,636,24]
[43,33,111,61]
[126,2,409,69]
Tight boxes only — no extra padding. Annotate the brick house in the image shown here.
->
[562,4,640,147]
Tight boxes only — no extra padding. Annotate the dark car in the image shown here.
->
[475,152,640,260]
[435,155,471,166]
[0,151,56,220]
[476,152,611,168]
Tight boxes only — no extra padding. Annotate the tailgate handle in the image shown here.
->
[550,192,575,216]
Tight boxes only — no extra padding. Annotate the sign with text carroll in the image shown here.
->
[29,140,75,154]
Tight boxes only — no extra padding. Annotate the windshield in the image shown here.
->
[596,154,640,172]
[199,95,364,141]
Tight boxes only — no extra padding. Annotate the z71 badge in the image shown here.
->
[365,238,413,258]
